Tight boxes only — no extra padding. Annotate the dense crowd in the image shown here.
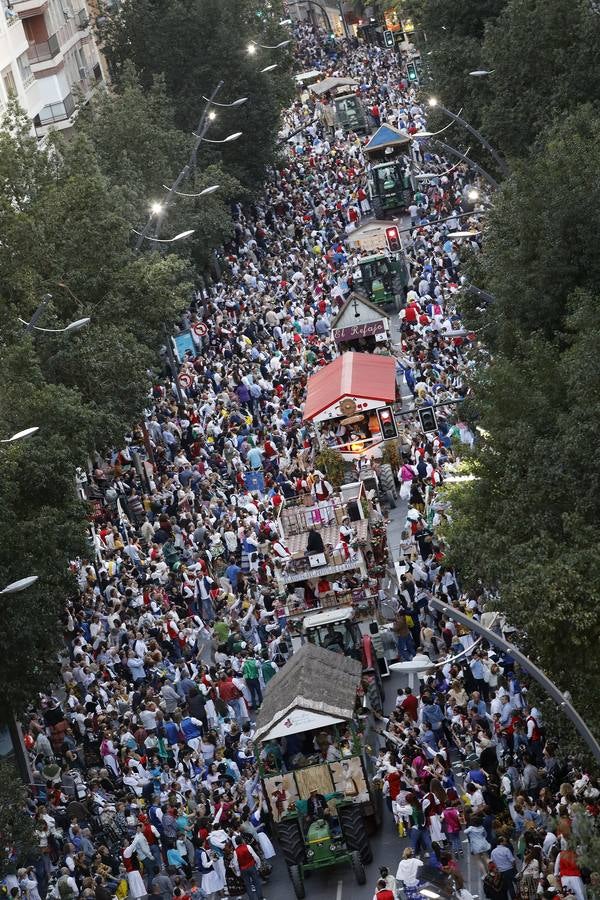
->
[9,19,598,900]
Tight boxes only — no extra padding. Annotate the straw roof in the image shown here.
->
[254,643,362,743]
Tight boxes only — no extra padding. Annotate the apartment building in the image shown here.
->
[1,0,104,138]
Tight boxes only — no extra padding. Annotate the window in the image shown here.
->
[2,66,16,97]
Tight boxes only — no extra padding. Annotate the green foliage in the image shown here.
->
[0,95,196,712]
[102,0,295,191]
[480,0,600,160]
[0,761,38,875]
[445,300,600,739]
[469,107,600,349]
[405,0,600,164]
[315,448,346,489]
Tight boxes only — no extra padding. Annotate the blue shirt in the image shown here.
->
[491,845,515,872]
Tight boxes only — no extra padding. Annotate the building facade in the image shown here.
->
[1,0,104,138]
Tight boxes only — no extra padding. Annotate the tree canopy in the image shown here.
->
[0,101,194,713]
[405,0,600,165]
[444,110,600,741]
[102,0,295,192]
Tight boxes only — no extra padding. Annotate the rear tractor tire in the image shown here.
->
[351,850,367,885]
[338,803,373,864]
[289,864,306,899]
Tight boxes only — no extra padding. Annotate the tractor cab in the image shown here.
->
[303,608,385,713]
[303,608,362,662]
[354,253,407,310]
[333,92,368,134]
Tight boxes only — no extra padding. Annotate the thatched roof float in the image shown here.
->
[254,642,362,744]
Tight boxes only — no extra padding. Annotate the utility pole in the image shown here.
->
[25,293,52,333]
[135,81,224,250]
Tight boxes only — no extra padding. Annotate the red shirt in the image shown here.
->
[401,694,419,721]
[235,844,256,870]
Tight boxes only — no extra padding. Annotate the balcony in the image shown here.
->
[33,90,74,134]
[75,7,88,28]
[9,0,48,17]
[27,31,59,63]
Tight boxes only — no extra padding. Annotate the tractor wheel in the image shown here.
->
[338,804,373,864]
[379,463,397,497]
[371,195,384,219]
[276,819,305,866]
[289,864,306,899]
[350,850,367,885]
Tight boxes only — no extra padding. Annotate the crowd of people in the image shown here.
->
[7,19,598,900]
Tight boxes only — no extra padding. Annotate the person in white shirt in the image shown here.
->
[396,848,423,893]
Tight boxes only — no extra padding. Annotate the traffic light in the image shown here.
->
[406,62,418,83]
[418,406,438,434]
[377,405,398,440]
[383,29,394,48]
[385,225,401,253]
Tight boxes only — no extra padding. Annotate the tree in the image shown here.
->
[0,762,38,875]
[400,0,506,142]
[480,0,600,160]
[102,0,295,192]
[444,296,600,740]
[467,106,600,351]
[406,0,600,165]
[0,101,196,712]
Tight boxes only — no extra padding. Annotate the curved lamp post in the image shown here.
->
[428,97,509,178]
[19,316,90,333]
[131,229,195,244]
[428,595,600,763]
[0,576,38,594]
[0,427,39,443]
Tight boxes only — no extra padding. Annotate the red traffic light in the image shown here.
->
[385,226,401,252]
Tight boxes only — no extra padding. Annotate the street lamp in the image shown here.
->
[161,184,220,197]
[207,110,217,121]
[427,96,509,177]
[0,427,39,443]
[135,80,245,249]
[0,576,38,595]
[260,64,278,73]
[202,96,247,108]
[18,317,91,333]
[197,131,243,143]
[131,228,195,243]
[448,230,481,238]
[150,202,163,215]
[469,69,494,76]
[248,39,291,51]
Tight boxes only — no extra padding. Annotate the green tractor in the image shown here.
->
[364,124,414,218]
[369,160,413,219]
[354,252,408,311]
[278,807,369,898]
